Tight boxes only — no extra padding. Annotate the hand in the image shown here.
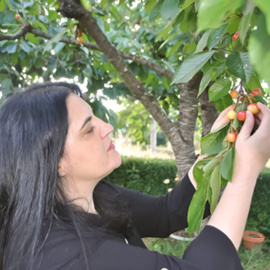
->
[234,102,270,177]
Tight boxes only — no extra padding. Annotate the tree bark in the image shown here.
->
[199,87,219,137]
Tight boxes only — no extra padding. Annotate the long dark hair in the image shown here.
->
[0,82,130,269]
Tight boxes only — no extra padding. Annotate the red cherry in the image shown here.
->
[237,110,246,121]
[247,103,259,114]
[77,38,83,44]
[226,132,237,143]
[15,13,20,19]
[250,88,262,96]
[232,32,239,41]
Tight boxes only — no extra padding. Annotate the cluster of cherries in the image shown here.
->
[226,88,261,143]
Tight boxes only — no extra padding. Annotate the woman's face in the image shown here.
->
[59,93,121,184]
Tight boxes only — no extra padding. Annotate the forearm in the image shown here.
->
[208,169,258,250]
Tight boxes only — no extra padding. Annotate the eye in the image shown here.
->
[87,126,95,133]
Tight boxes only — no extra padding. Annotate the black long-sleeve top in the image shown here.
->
[35,173,243,270]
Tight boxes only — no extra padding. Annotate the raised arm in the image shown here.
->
[207,102,270,249]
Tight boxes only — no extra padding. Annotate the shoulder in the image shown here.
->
[36,220,104,270]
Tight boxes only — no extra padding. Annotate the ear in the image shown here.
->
[58,157,68,177]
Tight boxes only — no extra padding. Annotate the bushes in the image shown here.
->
[105,156,177,196]
[245,168,270,239]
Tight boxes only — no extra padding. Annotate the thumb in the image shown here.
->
[237,110,255,141]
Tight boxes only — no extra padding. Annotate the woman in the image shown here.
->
[0,82,269,270]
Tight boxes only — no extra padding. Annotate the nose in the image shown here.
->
[100,121,114,138]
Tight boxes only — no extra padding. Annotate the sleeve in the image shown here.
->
[115,173,210,238]
[91,225,243,270]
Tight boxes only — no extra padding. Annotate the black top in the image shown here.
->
[35,174,243,270]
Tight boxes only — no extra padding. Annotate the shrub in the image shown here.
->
[245,168,270,239]
[105,156,177,196]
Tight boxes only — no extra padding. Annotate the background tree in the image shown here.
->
[0,0,269,179]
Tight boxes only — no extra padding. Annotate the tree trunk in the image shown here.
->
[199,87,219,137]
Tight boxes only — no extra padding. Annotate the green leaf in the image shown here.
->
[54,42,65,54]
[157,22,173,41]
[195,30,211,53]
[198,0,244,31]
[31,20,48,33]
[161,0,180,20]
[214,94,233,112]
[172,51,215,84]
[253,95,268,106]
[242,73,262,91]
[203,155,220,175]
[220,148,235,181]
[145,0,158,12]
[0,0,5,11]
[1,78,12,88]
[208,78,231,102]
[201,123,229,155]
[197,67,212,97]
[149,1,162,22]
[253,0,270,35]
[207,24,228,50]
[80,0,91,10]
[27,33,39,44]
[239,11,253,44]
[226,52,253,83]
[248,14,270,87]
[43,29,68,52]
[209,164,221,213]
[20,42,34,53]
[1,43,17,54]
[188,159,210,233]
[182,0,194,9]
[166,40,182,57]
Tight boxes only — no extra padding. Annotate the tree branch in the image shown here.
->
[0,22,173,80]
[0,21,30,41]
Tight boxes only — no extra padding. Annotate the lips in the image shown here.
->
[108,141,115,151]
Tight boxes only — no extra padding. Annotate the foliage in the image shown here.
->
[105,156,177,196]
[116,97,167,145]
[238,241,270,270]
[245,168,270,239]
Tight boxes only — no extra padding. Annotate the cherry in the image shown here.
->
[227,110,236,120]
[249,88,262,96]
[15,13,20,19]
[247,103,259,114]
[77,37,83,44]
[232,32,239,41]
[230,90,238,99]
[226,132,237,143]
[237,110,246,121]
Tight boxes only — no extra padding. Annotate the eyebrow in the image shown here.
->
[80,116,92,130]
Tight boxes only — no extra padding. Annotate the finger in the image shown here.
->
[255,103,270,135]
[237,110,255,141]
[211,105,234,132]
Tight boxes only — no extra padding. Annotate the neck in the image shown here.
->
[63,177,99,214]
